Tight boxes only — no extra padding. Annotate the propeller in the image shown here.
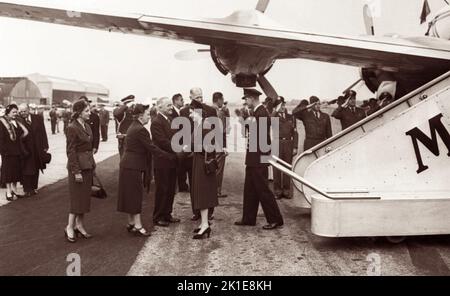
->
[363,4,375,35]
[256,0,271,13]
[257,74,279,100]
[174,48,210,61]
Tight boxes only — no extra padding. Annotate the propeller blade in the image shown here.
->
[257,74,278,100]
[174,49,210,61]
[363,4,375,35]
[256,0,270,13]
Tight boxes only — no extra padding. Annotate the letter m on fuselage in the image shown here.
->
[405,114,450,174]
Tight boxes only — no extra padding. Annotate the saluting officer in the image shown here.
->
[271,97,298,199]
[113,95,135,156]
[331,90,366,131]
[292,96,332,151]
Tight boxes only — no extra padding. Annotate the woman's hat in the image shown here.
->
[132,103,149,116]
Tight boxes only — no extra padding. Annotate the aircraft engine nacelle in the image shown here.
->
[210,45,276,88]
[429,6,450,40]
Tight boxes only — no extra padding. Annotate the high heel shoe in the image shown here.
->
[192,222,212,233]
[133,227,151,237]
[12,192,24,199]
[5,193,13,202]
[192,227,211,239]
[126,224,135,233]
[74,228,93,239]
[64,228,76,243]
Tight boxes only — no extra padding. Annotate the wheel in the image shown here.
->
[385,236,406,244]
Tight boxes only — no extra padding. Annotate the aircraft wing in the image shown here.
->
[1,2,450,72]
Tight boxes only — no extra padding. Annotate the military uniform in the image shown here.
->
[293,107,332,151]
[113,96,135,156]
[237,89,284,229]
[272,110,298,198]
[332,106,366,131]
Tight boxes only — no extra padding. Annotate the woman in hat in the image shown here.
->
[187,98,219,239]
[64,100,96,243]
[117,104,175,236]
[0,104,29,201]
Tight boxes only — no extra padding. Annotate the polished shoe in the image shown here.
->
[234,220,256,226]
[283,195,293,200]
[275,195,283,200]
[126,224,135,232]
[217,193,228,198]
[24,192,33,198]
[262,222,283,230]
[133,227,151,237]
[191,215,200,221]
[64,228,77,243]
[33,189,38,195]
[167,217,181,223]
[74,228,93,239]
[155,220,170,227]
[192,227,211,239]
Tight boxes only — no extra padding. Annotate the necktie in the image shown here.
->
[315,112,319,119]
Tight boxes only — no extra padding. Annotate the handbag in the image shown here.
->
[91,173,107,199]
[204,151,218,176]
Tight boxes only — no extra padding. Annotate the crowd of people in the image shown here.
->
[1,86,397,244]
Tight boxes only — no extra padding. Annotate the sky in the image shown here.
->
[0,0,446,104]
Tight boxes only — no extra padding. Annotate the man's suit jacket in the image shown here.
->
[150,113,177,169]
[19,114,49,173]
[87,112,100,150]
[121,120,170,173]
[332,106,366,130]
[245,105,272,168]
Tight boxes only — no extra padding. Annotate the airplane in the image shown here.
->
[0,0,449,101]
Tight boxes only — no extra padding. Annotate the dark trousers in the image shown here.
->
[23,174,39,193]
[273,140,294,196]
[216,153,226,195]
[242,166,284,225]
[50,120,57,134]
[118,138,125,157]
[101,125,108,141]
[177,158,191,192]
[153,167,177,223]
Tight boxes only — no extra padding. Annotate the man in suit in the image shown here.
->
[212,92,230,198]
[49,106,58,135]
[332,90,366,131]
[271,98,298,199]
[171,93,190,192]
[18,103,49,197]
[235,88,284,230]
[98,104,110,142]
[292,96,333,151]
[114,95,135,156]
[150,97,180,227]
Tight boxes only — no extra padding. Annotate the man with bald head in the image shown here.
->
[150,97,180,227]
[17,103,49,197]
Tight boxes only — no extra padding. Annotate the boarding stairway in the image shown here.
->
[270,70,450,238]
[291,71,450,207]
